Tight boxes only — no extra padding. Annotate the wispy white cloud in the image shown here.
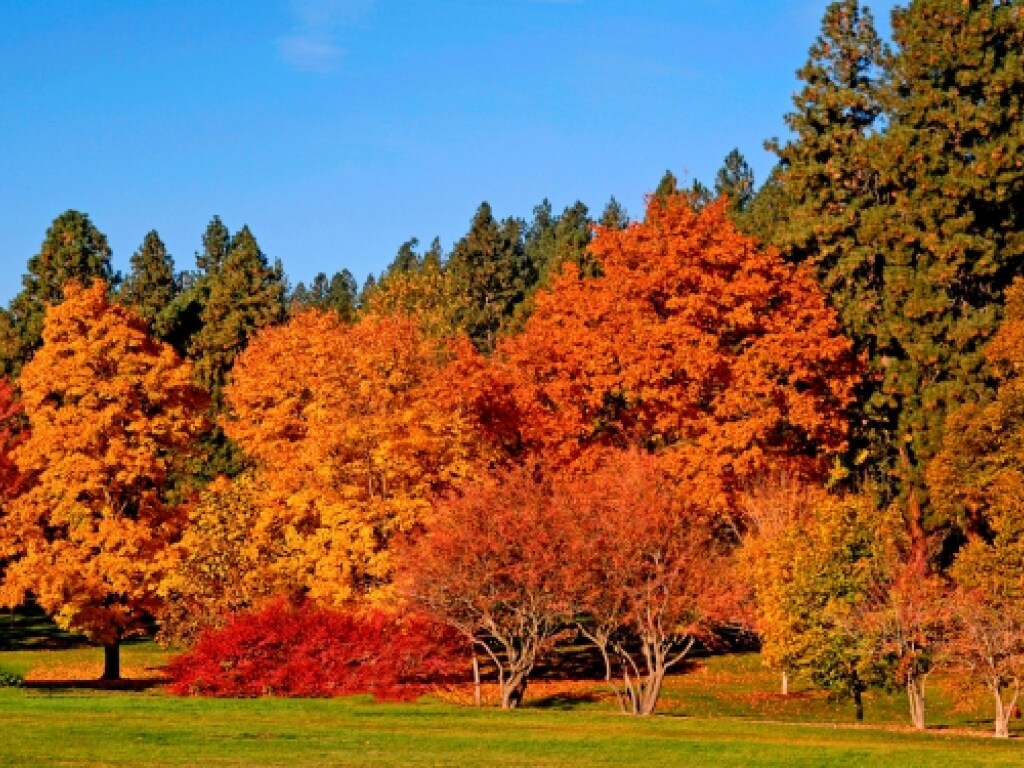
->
[277,0,373,75]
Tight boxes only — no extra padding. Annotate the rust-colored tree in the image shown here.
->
[223,309,478,607]
[451,195,857,514]
[398,464,573,710]
[0,280,208,679]
[557,450,742,715]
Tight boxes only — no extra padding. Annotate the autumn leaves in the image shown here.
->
[0,196,860,712]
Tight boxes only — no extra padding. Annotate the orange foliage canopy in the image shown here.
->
[450,196,857,512]
[0,280,208,646]
[223,309,479,605]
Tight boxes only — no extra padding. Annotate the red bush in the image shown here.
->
[167,598,465,699]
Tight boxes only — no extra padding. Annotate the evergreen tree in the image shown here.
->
[766,0,882,271]
[387,238,422,276]
[446,202,530,352]
[599,196,629,230]
[715,148,756,214]
[653,170,678,203]
[162,216,233,357]
[524,199,593,287]
[189,225,287,403]
[290,270,358,321]
[118,230,178,334]
[862,0,1024,534]
[1,210,115,374]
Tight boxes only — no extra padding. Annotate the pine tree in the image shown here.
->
[715,149,756,215]
[446,202,530,352]
[118,230,178,335]
[189,225,287,403]
[863,0,1024,533]
[599,197,629,230]
[653,170,678,202]
[1,210,115,374]
[161,217,232,357]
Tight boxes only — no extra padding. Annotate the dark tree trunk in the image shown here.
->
[101,640,121,681]
[853,687,864,722]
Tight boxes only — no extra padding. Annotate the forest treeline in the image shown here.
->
[1,0,1023,738]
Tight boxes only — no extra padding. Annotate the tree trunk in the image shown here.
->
[906,675,926,731]
[781,670,789,696]
[993,678,1020,739]
[472,653,482,708]
[501,671,528,710]
[994,690,1009,739]
[853,687,864,722]
[101,640,121,681]
[637,667,666,716]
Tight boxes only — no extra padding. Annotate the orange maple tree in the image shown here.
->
[223,308,479,606]
[449,195,857,514]
[0,280,208,679]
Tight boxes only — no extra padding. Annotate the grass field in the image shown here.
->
[1,612,1021,766]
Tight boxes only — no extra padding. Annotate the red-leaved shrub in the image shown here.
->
[167,598,465,699]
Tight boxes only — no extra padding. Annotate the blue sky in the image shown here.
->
[0,0,897,305]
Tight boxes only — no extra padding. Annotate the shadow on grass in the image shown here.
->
[0,603,89,651]
[23,676,169,692]
[527,691,605,710]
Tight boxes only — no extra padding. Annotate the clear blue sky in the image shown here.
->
[0,0,898,305]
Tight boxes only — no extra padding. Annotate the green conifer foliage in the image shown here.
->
[864,0,1024,531]
[118,230,178,334]
[189,225,287,403]
[715,148,756,215]
[599,196,629,231]
[446,202,530,353]
[1,210,115,374]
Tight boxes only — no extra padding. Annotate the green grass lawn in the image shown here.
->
[0,619,1020,767]
[1,687,1021,767]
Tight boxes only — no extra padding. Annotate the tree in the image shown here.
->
[157,473,285,646]
[0,379,29,577]
[189,225,287,403]
[446,202,531,353]
[399,463,572,710]
[779,494,890,721]
[739,473,825,696]
[290,270,359,322]
[118,230,178,336]
[462,195,857,515]
[598,196,629,231]
[0,281,208,679]
[715,148,755,216]
[560,450,741,715]
[863,0,1024,535]
[223,309,477,606]
[1,210,115,374]
[948,550,1024,739]
[930,276,1024,736]
[365,239,458,340]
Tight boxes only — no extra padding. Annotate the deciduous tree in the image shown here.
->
[560,450,741,715]
[460,195,857,515]
[398,463,572,710]
[0,281,207,679]
[224,309,477,606]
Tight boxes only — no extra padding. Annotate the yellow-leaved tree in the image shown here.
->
[0,280,208,679]
[223,308,478,606]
